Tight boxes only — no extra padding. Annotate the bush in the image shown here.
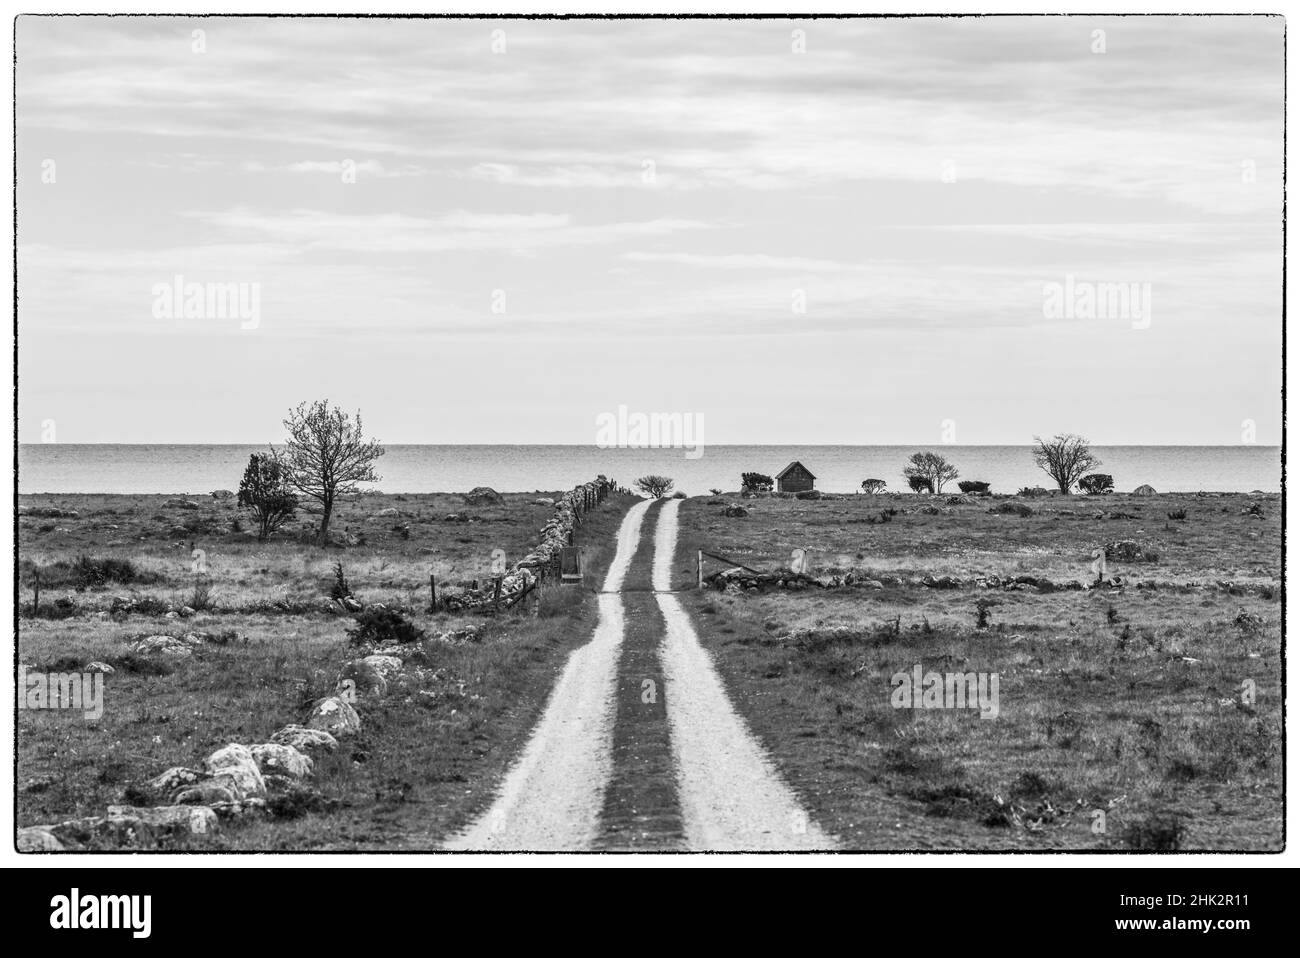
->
[907,475,934,494]
[1167,509,1187,521]
[741,472,773,493]
[860,479,887,494]
[634,475,674,499]
[21,555,155,590]
[1017,486,1051,497]
[330,562,353,601]
[346,607,425,646]
[1078,473,1114,495]
[237,452,298,541]
[957,481,990,494]
[709,488,723,496]
[671,491,687,499]
[991,502,1034,517]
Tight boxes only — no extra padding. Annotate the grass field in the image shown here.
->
[670,490,1283,851]
[17,488,639,849]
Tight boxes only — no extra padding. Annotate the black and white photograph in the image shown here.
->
[9,6,1287,878]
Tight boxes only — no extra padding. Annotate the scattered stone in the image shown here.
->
[84,661,115,674]
[128,635,194,657]
[249,743,314,780]
[306,696,361,738]
[270,724,339,755]
[19,506,80,519]
[464,486,504,505]
[106,804,218,837]
[138,766,208,804]
[205,744,267,800]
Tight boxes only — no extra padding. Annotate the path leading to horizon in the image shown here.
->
[446,497,834,852]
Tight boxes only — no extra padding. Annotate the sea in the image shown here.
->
[15,444,1283,495]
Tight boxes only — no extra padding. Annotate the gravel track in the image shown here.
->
[445,498,652,851]
[653,498,837,851]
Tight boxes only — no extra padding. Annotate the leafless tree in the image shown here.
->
[635,475,674,499]
[903,452,959,493]
[1032,433,1100,493]
[281,400,384,544]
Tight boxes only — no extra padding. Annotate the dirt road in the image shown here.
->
[447,495,833,851]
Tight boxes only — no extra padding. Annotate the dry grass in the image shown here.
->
[17,490,639,849]
[672,491,1282,851]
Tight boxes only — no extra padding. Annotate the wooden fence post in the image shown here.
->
[429,574,436,612]
[697,550,703,589]
[493,575,503,611]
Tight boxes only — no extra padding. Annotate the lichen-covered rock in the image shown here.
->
[84,661,115,673]
[139,766,207,803]
[205,743,267,799]
[17,826,65,852]
[270,724,339,755]
[128,635,193,657]
[249,743,313,780]
[174,782,241,806]
[106,804,218,837]
[464,486,504,505]
[339,659,389,696]
[306,696,361,737]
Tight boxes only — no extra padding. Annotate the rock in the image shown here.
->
[17,826,65,851]
[946,495,977,505]
[991,502,1035,518]
[106,804,218,837]
[921,574,963,589]
[723,505,749,518]
[372,507,402,519]
[19,506,80,519]
[174,782,241,806]
[84,661,115,674]
[862,579,884,589]
[270,724,339,755]
[139,766,208,803]
[249,743,314,780]
[464,486,504,505]
[917,505,942,515]
[47,815,159,850]
[205,744,267,799]
[1132,484,1157,495]
[164,498,201,510]
[339,659,389,696]
[128,635,193,657]
[177,606,196,618]
[533,497,555,506]
[443,513,468,522]
[210,489,235,500]
[306,696,361,738]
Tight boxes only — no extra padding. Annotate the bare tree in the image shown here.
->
[1032,434,1100,493]
[237,452,297,541]
[903,452,959,494]
[281,401,384,544]
[635,475,674,499]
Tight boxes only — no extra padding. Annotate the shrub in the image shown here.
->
[1122,813,1187,851]
[1078,473,1114,495]
[346,607,425,646]
[330,562,353,601]
[671,491,687,499]
[237,452,299,541]
[1166,509,1187,521]
[741,472,773,493]
[957,481,990,494]
[22,555,154,590]
[907,475,934,494]
[860,479,887,494]
[634,475,674,499]
[991,502,1034,517]
[188,576,216,611]
[709,488,723,496]
[1017,486,1051,497]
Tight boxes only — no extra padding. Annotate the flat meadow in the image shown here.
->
[670,489,1283,851]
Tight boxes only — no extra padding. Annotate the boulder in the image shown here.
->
[249,743,314,780]
[463,486,504,505]
[306,696,361,738]
[174,782,241,806]
[723,505,749,518]
[1132,484,1157,495]
[339,658,389,696]
[270,724,339,755]
[164,498,201,510]
[139,766,208,804]
[17,826,65,851]
[106,804,218,837]
[205,743,267,799]
[210,489,235,500]
[84,661,115,674]
[128,635,193,657]
[533,497,555,506]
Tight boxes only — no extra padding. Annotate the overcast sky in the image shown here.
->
[17,15,1283,444]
